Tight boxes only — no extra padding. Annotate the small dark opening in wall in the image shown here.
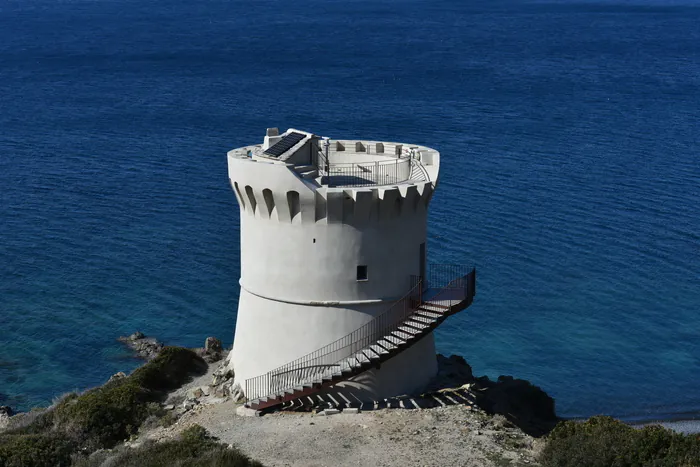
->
[357,265,368,281]
[313,238,316,243]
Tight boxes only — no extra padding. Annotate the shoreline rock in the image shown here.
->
[193,336,226,364]
[0,406,13,430]
[117,331,164,360]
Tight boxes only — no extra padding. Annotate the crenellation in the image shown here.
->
[325,190,344,224]
[377,187,400,221]
[351,188,374,225]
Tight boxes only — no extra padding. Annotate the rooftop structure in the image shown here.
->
[225,128,475,410]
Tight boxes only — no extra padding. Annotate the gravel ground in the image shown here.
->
[182,403,539,467]
[137,364,541,467]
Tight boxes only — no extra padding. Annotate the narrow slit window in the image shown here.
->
[357,265,368,281]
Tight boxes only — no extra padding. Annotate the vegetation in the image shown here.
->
[0,347,209,467]
[74,425,263,467]
[540,416,700,467]
[0,433,76,467]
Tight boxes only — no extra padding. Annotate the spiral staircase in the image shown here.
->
[244,267,476,411]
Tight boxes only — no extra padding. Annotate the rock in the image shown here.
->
[236,405,260,417]
[214,387,227,398]
[211,360,235,386]
[228,383,245,403]
[205,337,223,354]
[189,388,204,399]
[117,332,164,360]
[470,375,558,437]
[0,406,13,430]
[196,337,225,363]
[424,354,475,393]
[183,399,199,411]
[200,386,211,397]
[163,404,175,411]
[108,372,127,383]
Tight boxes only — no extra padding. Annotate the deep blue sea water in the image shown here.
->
[1,0,698,422]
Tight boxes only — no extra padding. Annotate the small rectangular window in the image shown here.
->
[356,265,368,281]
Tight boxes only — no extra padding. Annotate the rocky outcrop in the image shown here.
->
[205,337,223,357]
[0,406,13,430]
[117,332,164,360]
[423,354,557,436]
[470,375,559,437]
[108,372,127,383]
[195,337,225,363]
[424,354,475,392]
[209,352,245,402]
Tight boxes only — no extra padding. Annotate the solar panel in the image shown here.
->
[264,132,306,158]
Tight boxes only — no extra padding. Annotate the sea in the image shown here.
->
[1,0,698,425]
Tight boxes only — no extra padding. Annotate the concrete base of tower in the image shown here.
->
[319,334,438,404]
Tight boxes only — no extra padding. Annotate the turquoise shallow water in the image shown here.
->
[1,0,699,421]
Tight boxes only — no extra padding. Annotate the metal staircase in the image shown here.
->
[244,267,476,411]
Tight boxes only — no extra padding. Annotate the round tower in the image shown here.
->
[225,128,473,408]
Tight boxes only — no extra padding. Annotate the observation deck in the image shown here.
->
[227,128,440,189]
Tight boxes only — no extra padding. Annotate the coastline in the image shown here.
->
[634,419,700,435]
[3,334,699,434]
[3,336,699,467]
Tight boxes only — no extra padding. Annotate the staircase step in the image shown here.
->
[398,324,422,335]
[390,330,414,341]
[379,336,402,348]
[369,344,390,356]
[415,310,442,320]
[294,164,315,172]
[403,320,431,332]
[355,352,372,364]
[420,302,450,311]
[362,349,381,361]
[408,314,435,325]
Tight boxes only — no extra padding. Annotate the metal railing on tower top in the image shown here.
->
[315,142,414,188]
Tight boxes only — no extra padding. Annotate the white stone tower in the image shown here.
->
[226,128,475,409]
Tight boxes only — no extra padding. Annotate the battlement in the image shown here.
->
[228,128,441,189]
[227,129,441,224]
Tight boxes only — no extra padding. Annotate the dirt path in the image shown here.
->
[144,399,540,467]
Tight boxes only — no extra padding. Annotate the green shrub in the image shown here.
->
[75,425,264,467]
[0,433,76,467]
[53,379,151,449]
[50,347,206,449]
[540,416,700,467]
[131,346,208,392]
